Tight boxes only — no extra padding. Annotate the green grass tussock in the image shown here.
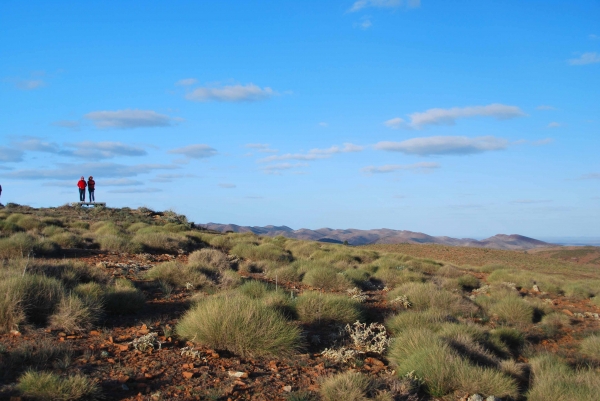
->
[488,295,534,325]
[17,370,102,401]
[388,327,518,398]
[146,261,212,289]
[188,248,230,271]
[526,353,600,401]
[387,282,477,316]
[295,291,362,325]
[579,334,600,361]
[104,279,145,314]
[176,295,302,357]
[320,371,372,401]
[302,267,353,291]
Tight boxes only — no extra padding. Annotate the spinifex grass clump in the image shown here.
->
[302,267,353,291]
[176,295,302,357]
[295,291,362,325]
[17,370,102,401]
[388,327,518,398]
[526,353,600,401]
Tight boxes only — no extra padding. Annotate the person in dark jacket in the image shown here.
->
[87,176,95,202]
[77,176,87,201]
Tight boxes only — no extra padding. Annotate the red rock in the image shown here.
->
[118,344,130,351]
[182,371,194,379]
[118,376,130,383]
[562,309,574,316]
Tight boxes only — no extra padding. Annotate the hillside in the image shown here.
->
[1,204,599,401]
[201,223,552,250]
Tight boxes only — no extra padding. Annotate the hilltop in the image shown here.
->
[201,223,552,250]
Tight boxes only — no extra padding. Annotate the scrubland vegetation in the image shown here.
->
[0,203,599,400]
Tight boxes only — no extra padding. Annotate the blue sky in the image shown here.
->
[1,0,599,238]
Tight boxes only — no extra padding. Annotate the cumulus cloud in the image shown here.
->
[185,83,275,102]
[3,162,179,180]
[109,188,162,194]
[245,143,278,153]
[101,178,144,186]
[568,52,600,65]
[374,136,507,156]
[349,0,420,12]
[168,144,217,159]
[261,163,308,174]
[218,183,236,188]
[12,137,61,153]
[547,122,561,128]
[52,120,81,131]
[175,78,198,86]
[536,105,556,110]
[85,109,174,129]
[362,162,440,174]
[401,104,526,128]
[259,143,363,163]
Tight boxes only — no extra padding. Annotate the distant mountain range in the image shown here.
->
[199,223,553,250]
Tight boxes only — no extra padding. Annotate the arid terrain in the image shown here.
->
[201,224,551,250]
[1,204,599,401]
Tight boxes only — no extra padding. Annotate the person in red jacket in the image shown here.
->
[77,176,87,201]
[87,176,96,202]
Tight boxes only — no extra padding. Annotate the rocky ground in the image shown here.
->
[1,249,599,401]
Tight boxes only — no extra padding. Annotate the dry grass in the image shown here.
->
[17,370,102,400]
[188,248,230,271]
[49,294,101,332]
[295,292,362,325]
[579,334,600,361]
[387,282,477,317]
[527,353,600,401]
[302,267,353,291]
[176,295,302,357]
[146,261,212,289]
[320,372,372,401]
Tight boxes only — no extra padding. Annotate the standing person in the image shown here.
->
[77,176,87,202]
[0,184,2,201]
[87,176,95,202]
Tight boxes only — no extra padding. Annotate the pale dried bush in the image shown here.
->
[188,248,230,271]
[49,294,100,332]
[302,267,353,291]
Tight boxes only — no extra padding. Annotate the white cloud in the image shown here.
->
[101,178,144,186]
[536,105,556,110]
[362,162,440,174]
[150,173,193,183]
[356,18,372,30]
[547,122,561,128]
[175,78,198,86]
[349,0,420,12]
[568,52,600,66]
[383,117,407,129]
[52,120,81,130]
[12,137,61,153]
[245,143,278,153]
[3,162,179,180]
[185,83,275,102]
[590,34,599,40]
[168,144,217,159]
[109,188,162,194]
[68,141,147,159]
[258,143,363,163]
[318,122,329,127]
[15,79,45,90]
[218,183,236,188]
[532,138,554,146]
[374,136,508,156]
[85,109,174,129]
[261,163,308,174]
[404,104,526,128]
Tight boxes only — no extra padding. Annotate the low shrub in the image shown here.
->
[17,370,102,401]
[49,233,85,249]
[133,231,193,254]
[176,295,302,357]
[238,280,273,299]
[295,292,362,325]
[343,268,371,287]
[387,282,477,317]
[96,234,141,253]
[385,310,450,335]
[539,313,571,337]
[527,354,600,401]
[372,268,425,289]
[0,232,36,259]
[302,267,353,291]
[231,242,293,263]
[562,281,600,300]
[457,274,480,290]
[266,265,301,283]
[220,270,243,289]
